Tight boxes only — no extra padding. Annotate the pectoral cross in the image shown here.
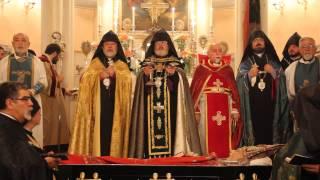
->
[141,0,169,26]
[154,102,164,113]
[212,111,226,126]
[213,79,223,91]
[107,58,114,66]
[155,77,163,98]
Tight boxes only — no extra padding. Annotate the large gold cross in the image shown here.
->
[141,0,169,25]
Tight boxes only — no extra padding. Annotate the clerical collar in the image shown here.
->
[299,57,315,64]
[14,52,28,60]
[254,52,264,58]
[0,112,17,121]
[208,60,222,67]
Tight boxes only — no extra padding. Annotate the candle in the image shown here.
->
[98,7,101,25]
[114,0,119,33]
[132,6,135,32]
[171,7,175,32]
[209,7,213,30]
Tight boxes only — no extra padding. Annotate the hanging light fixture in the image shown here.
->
[272,0,285,14]
[297,0,308,11]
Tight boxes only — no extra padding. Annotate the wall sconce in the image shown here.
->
[0,0,10,8]
[0,0,10,5]
[297,0,308,11]
[272,0,285,14]
[24,0,37,14]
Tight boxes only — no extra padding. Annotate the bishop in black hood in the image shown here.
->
[92,30,128,66]
[241,30,280,65]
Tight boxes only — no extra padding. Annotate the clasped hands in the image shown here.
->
[99,66,115,80]
[248,64,275,78]
[143,65,176,76]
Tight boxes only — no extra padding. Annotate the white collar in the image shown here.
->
[14,52,29,59]
[299,57,315,64]
[0,112,17,121]
[254,53,264,58]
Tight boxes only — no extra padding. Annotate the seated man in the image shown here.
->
[0,81,51,179]
[23,96,60,177]
[272,84,320,179]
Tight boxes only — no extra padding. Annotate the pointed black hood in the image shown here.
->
[145,29,179,59]
[282,32,301,59]
[241,30,280,64]
[92,30,127,65]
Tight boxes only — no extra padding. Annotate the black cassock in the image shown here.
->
[248,54,275,145]
[0,114,51,180]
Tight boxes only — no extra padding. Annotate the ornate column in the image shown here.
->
[41,0,75,138]
[41,0,74,87]
[260,0,268,34]
[234,0,246,73]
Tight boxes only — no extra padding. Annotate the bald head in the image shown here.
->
[12,33,30,57]
[207,43,223,63]
[299,37,316,61]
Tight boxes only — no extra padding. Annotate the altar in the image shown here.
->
[56,155,272,180]
[57,164,271,180]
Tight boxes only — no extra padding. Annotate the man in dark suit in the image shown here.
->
[0,81,51,180]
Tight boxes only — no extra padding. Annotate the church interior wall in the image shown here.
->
[0,0,41,54]
[0,3,97,56]
[213,7,235,66]
[267,0,320,57]
[74,6,97,52]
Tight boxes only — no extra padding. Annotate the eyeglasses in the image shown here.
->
[300,45,315,49]
[12,96,32,102]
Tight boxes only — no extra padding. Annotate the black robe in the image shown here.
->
[142,71,179,158]
[0,114,51,180]
[247,54,275,145]
[99,62,116,156]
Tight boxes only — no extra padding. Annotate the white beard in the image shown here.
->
[155,49,168,57]
[214,57,221,64]
[303,54,314,61]
[104,50,117,58]
[24,111,32,121]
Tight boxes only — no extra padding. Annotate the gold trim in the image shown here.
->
[146,56,180,64]
[166,75,171,155]
[148,90,152,155]
[203,63,229,73]
[228,95,232,153]
[194,73,212,109]
[148,72,171,156]
[203,87,231,94]
[205,95,209,154]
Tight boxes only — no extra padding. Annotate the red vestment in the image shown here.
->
[190,59,243,158]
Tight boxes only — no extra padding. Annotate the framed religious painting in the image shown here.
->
[120,0,189,32]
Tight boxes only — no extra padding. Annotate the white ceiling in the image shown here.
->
[74,0,234,8]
